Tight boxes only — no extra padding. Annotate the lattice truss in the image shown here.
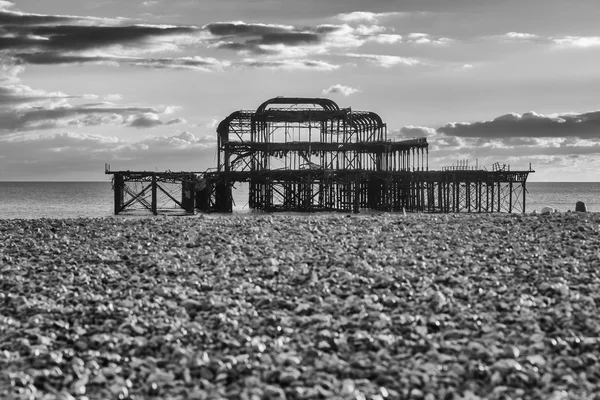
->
[120,181,181,212]
[111,173,198,215]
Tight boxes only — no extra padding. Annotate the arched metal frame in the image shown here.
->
[199,97,530,213]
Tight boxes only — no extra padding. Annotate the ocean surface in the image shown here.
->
[0,181,598,219]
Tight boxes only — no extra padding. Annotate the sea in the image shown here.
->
[0,181,598,219]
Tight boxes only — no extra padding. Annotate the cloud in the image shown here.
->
[387,109,600,177]
[0,130,218,178]
[128,113,163,128]
[406,33,452,45]
[552,36,600,48]
[394,126,437,138]
[336,11,404,23]
[0,1,13,10]
[369,34,403,44]
[203,20,414,58]
[128,113,186,128]
[202,118,219,129]
[104,94,122,101]
[0,102,184,132]
[345,53,422,68]
[437,110,600,140]
[505,32,539,40]
[1,5,440,75]
[0,58,24,82]
[487,33,600,48]
[0,6,209,71]
[15,52,230,71]
[0,24,199,52]
[239,58,339,71]
[322,84,360,96]
[0,84,75,105]
[166,117,186,125]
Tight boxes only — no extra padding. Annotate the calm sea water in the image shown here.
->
[0,181,598,219]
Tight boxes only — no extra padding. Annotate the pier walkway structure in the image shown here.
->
[106,97,533,215]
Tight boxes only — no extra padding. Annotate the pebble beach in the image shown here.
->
[1,213,600,400]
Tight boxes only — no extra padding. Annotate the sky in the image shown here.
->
[1,0,599,181]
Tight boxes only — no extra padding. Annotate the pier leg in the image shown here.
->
[113,174,124,215]
[353,175,360,213]
[490,183,494,213]
[497,182,501,213]
[509,181,513,213]
[151,174,157,215]
[523,182,526,214]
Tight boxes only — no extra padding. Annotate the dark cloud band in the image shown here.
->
[438,111,600,139]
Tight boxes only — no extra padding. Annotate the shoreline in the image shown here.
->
[2,213,600,398]
[1,208,598,221]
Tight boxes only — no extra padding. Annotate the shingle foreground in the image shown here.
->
[1,213,600,399]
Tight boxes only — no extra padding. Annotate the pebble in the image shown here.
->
[1,213,600,399]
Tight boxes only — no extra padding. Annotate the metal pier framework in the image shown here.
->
[106,167,202,215]
[199,97,532,214]
[106,97,532,215]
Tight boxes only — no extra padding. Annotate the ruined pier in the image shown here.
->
[107,97,532,215]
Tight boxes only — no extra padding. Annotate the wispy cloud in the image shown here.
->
[489,32,600,48]
[203,21,408,57]
[322,84,360,96]
[0,84,92,106]
[239,58,339,71]
[406,33,452,45]
[504,32,539,40]
[15,53,230,71]
[552,36,600,48]
[0,130,217,177]
[335,11,405,23]
[0,96,184,132]
[345,53,422,68]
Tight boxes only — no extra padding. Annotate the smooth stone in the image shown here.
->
[541,206,554,214]
[575,201,587,212]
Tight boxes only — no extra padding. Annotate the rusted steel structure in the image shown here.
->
[197,97,532,213]
[106,97,532,215]
[105,164,201,215]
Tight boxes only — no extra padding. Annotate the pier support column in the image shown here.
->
[523,182,526,214]
[509,181,513,213]
[182,179,196,214]
[113,174,124,215]
[353,175,360,213]
[151,174,157,215]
